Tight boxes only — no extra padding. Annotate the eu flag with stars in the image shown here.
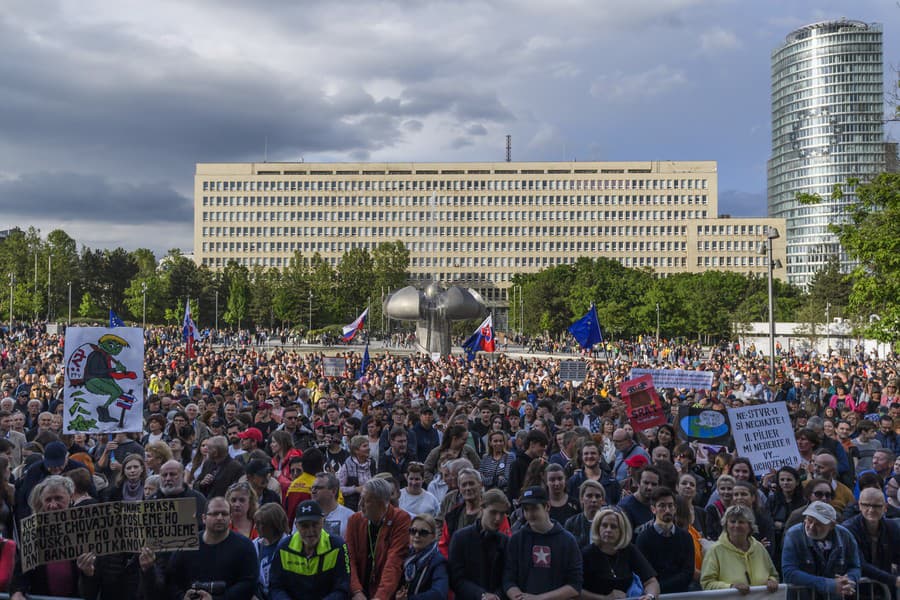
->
[109,310,125,328]
[568,304,603,350]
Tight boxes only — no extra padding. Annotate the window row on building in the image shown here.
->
[202,177,710,193]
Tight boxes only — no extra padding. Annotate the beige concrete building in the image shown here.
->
[194,160,786,306]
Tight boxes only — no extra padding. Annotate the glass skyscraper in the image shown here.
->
[768,20,884,287]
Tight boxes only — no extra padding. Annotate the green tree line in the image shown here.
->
[0,228,409,331]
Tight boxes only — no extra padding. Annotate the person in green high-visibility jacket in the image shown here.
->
[269,500,351,600]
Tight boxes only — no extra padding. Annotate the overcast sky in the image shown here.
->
[0,0,896,256]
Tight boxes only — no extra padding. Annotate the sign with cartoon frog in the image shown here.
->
[64,327,144,434]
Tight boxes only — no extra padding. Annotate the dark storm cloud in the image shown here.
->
[0,172,192,224]
[0,13,514,178]
[466,124,488,136]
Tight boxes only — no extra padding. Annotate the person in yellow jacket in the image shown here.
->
[701,505,780,594]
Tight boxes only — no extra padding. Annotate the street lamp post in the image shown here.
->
[656,302,660,344]
[825,301,831,354]
[308,290,313,333]
[67,281,72,325]
[7,274,13,333]
[141,282,148,329]
[761,227,780,383]
[214,290,219,333]
[46,254,51,322]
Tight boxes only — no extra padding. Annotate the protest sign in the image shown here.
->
[559,361,588,383]
[630,368,714,390]
[64,327,144,434]
[620,375,666,432]
[677,405,732,446]
[19,498,198,573]
[726,402,800,473]
[323,357,346,377]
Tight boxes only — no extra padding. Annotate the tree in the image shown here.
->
[223,267,249,330]
[78,292,101,319]
[806,256,852,314]
[336,248,374,320]
[831,173,900,343]
[274,252,310,327]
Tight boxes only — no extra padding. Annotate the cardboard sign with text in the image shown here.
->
[726,402,800,474]
[620,374,666,432]
[19,498,198,573]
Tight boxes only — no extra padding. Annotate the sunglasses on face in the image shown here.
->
[812,490,834,499]
[409,527,434,537]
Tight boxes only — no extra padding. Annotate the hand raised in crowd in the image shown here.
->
[76,552,97,577]
[138,547,156,572]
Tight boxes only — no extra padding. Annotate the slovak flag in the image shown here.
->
[462,314,495,361]
[182,300,200,358]
[342,308,369,343]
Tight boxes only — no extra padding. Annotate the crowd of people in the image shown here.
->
[0,322,898,600]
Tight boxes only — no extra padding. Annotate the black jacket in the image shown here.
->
[842,513,900,588]
[448,519,508,600]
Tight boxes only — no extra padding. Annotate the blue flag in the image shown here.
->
[568,304,603,350]
[109,310,125,328]
[357,342,370,379]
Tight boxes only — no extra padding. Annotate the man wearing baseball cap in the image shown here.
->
[269,500,351,600]
[503,486,582,599]
[782,500,861,600]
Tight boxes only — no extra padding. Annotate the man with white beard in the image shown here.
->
[152,459,208,529]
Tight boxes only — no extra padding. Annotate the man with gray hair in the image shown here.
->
[346,478,411,600]
[192,435,245,499]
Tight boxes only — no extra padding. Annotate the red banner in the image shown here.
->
[620,374,666,432]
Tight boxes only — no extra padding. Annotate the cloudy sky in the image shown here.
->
[0,0,896,256]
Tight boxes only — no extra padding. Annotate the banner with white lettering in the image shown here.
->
[630,368,714,390]
[620,374,666,432]
[64,327,144,434]
[323,357,346,377]
[726,402,800,473]
[19,498,198,573]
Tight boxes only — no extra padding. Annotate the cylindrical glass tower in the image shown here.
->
[767,20,884,287]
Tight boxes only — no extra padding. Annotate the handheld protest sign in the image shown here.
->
[620,374,666,432]
[19,498,198,573]
[726,402,800,473]
[64,327,144,434]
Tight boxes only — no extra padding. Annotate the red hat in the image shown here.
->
[624,455,649,468]
[236,427,263,443]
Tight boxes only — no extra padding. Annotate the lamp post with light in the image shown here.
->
[758,228,782,383]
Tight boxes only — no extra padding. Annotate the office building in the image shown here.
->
[195,160,786,306]
[768,19,885,287]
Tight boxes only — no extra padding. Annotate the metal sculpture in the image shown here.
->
[384,281,486,355]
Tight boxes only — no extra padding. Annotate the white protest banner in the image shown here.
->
[630,368,714,390]
[64,327,144,434]
[726,402,800,473]
[19,498,198,573]
[323,357,346,377]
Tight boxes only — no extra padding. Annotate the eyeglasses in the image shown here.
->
[812,490,834,499]
[409,527,434,537]
[310,485,324,492]
[859,502,885,510]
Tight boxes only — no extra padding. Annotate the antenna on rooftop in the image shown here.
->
[506,135,511,162]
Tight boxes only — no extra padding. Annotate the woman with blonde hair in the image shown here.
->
[581,508,661,600]
[226,481,259,540]
[397,513,448,600]
[700,505,779,593]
